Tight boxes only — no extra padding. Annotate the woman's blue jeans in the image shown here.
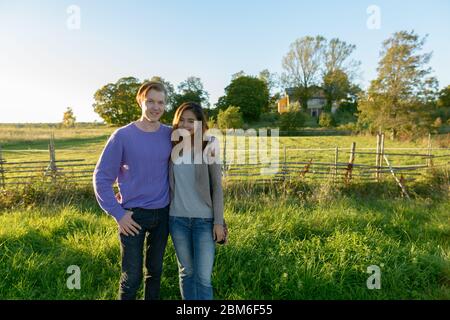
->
[169,216,216,300]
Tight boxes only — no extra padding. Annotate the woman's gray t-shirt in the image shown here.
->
[169,161,213,219]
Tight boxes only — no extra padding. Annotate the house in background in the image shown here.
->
[277,86,338,117]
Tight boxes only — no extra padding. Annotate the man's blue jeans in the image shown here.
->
[118,205,169,300]
[169,216,216,300]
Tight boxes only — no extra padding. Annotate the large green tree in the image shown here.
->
[322,69,351,111]
[282,36,360,112]
[258,69,278,95]
[281,35,326,111]
[62,107,76,127]
[435,85,450,124]
[321,38,361,110]
[217,76,269,122]
[437,85,450,108]
[231,70,246,80]
[259,69,281,113]
[93,76,176,126]
[172,76,209,108]
[93,77,142,126]
[322,38,360,81]
[357,31,439,139]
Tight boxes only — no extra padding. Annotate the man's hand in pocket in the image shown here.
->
[118,211,142,236]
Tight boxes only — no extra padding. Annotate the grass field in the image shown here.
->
[0,124,449,300]
[0,182,448,299]
[1,124,448,166]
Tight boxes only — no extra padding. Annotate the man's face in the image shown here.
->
[141,89,166,122]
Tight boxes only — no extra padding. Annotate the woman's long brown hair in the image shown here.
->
[172,102,209,150]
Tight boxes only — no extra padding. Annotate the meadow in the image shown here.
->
[1,123,448,166]
[0,124,448,299]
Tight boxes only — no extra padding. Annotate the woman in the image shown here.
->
[169,102,225,300]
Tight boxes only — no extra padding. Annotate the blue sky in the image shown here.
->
[1,0,449,123]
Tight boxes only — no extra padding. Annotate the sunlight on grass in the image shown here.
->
[1,195,447,300]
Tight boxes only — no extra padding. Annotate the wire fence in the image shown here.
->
[0,133,449,197]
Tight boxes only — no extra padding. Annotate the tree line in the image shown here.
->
[84,30,450,139]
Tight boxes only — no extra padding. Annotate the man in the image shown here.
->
[93,81,172,300]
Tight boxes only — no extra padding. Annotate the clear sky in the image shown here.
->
[1,0,449,123]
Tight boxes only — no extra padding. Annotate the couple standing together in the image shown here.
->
[93,81,226,300]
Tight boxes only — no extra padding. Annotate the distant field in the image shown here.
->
[0,124,448,188]
[1,124,448,167]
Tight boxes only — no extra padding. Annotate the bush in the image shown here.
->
[332,107,357,126]
[217,106,244,129]
[259,112,280,123]
[217,76,269,122]
[433,117,443,129]
[279,111,306,132]
[0,180,94,211]
[337,122,361,134]
[287,102,301,112]
[207,117,217,129]
[319,112,335,128]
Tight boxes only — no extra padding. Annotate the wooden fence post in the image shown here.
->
[334,146,339,180]
[283,145,287,182]
[383,154,411,199]
[426,133,432,167]
[376,133,380,182]
[345,142,356,183]
[47,133,57,183]
[301,158,313,178]
[380,133,385,181]
[223,135,227,178]
[0,145,5,189]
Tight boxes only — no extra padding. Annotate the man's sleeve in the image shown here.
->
[93,131,126,223]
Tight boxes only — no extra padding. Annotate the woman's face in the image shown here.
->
[178,109,198,135]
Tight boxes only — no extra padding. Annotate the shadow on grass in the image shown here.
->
[0,223,183,300]
[0,227,119,299]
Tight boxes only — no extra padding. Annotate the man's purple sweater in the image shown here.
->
[93,122,172,222]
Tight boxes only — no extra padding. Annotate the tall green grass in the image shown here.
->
[0,178,448,300]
